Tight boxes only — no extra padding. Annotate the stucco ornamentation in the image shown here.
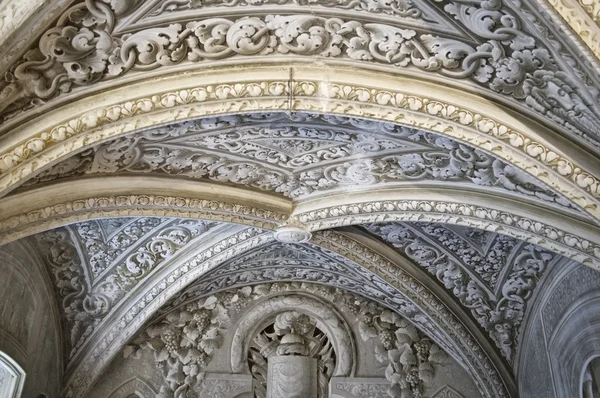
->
[1,0,598,150]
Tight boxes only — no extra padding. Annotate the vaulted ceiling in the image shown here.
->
[1,1,600,397]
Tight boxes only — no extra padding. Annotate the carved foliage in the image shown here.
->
[125,294,231,397]
[129,282,445,398]
[28,112,573,209]
[366,222,556,361]
[34,217,218,358]
[1,0,599,146]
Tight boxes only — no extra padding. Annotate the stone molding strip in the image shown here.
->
[0,176,290,243]
[0,66,599,221]
[293,187,600,269]
[2,178,600,268]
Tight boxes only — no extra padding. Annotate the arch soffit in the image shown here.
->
[59,228,515,398]
[1,66,600,221]
[2,177,600,269]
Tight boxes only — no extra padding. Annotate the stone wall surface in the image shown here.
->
[0,241,62,397]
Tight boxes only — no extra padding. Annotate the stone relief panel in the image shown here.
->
[1,0,599,149]
[330,377,391,398]
[197,374,252,398]
[127,283,448,398]
[25,112,575,213]
[245,312,338,397]
[366,222,559,361]
[31,217,221,358]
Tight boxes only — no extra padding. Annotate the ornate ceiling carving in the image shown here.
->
[1,1,600,397]
[365,222,561,361]
[23,219,517,398]
[24,112,574,211]
[1,0,599,152]
[32,217,222,358]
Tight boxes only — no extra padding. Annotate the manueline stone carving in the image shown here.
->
[150,0,424,18]
[75,217,165,279]
[249,311,334,398]
[1,0,599,147]
[27,112,573,210]
[125,293,232,398]
[366,222,556,361]
[130,282,444,398]
[34,217,218,358]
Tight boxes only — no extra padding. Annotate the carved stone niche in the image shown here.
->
[231,295,355,398]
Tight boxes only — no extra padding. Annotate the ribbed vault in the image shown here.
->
[1,1,600,398]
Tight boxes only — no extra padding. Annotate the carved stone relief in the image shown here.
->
[32,217,220,358]
[128,282,446,398]
[0,0,598,152]
[330,377,390,398]
[365,222,558,361]
[196,374,253,398]
[25,112,575,212]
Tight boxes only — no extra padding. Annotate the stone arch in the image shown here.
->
[0,351,25,398]
[2,177,599,270]
[0,65,598,223]
[229,293,356,377]
[59,227,514,398]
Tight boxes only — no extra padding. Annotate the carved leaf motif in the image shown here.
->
[3,0,600,148]
[366,222,555,360]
